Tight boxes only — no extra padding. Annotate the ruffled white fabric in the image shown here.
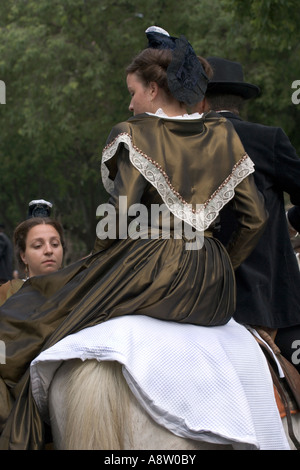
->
[147,108,203,119]
[30,316,290,450]
[145,26,170,37]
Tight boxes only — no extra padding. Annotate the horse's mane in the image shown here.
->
[54,359,133,449]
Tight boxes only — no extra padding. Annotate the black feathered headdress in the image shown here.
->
[145,26,208,106]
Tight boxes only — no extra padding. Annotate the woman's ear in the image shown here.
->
[149,81,159,100]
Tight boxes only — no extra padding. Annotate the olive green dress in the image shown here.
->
[0,279,24,307]
[0,111,267,449]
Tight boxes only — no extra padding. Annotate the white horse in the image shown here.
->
[39,315,300,451]
[48,358,300,451]
[49,359,232,450]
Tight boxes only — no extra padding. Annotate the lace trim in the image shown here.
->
[102,133,254,231]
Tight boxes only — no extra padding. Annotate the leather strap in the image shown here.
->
[252,333,300,450]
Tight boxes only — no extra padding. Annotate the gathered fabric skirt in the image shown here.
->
[0,235,235,449]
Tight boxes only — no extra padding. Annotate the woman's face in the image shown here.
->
[127,73,154,115]
[20,224,63,277]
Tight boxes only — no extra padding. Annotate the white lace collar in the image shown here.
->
[147,108,203,120]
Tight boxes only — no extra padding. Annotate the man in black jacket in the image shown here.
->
[194,57,300,371]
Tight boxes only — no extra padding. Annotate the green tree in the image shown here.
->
[0,0,299,261]
[0,0,208,258]
[225,0,300,139]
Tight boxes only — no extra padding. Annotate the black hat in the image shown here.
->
[145,26,208,106]
[206,57,260,99]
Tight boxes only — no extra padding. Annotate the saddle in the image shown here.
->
[253,328,300,450]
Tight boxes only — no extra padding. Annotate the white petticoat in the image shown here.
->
[30,316,290,450]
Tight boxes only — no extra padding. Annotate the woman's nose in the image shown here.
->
[44,243,53,254]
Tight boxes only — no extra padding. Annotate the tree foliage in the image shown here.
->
[0,0,299,262]
[225,0,300,133]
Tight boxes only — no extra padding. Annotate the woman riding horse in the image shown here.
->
[0,26,267,449]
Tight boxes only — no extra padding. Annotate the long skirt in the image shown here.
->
[0,235,235,449]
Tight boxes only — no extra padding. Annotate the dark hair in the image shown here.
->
[126,48,173,98]
[205,92,245,114]
[13,217,66,271]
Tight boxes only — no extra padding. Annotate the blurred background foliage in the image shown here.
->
[0,0,299,263]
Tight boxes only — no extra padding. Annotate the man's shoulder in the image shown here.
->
[228,114,277,133]
[225,114,282,145]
